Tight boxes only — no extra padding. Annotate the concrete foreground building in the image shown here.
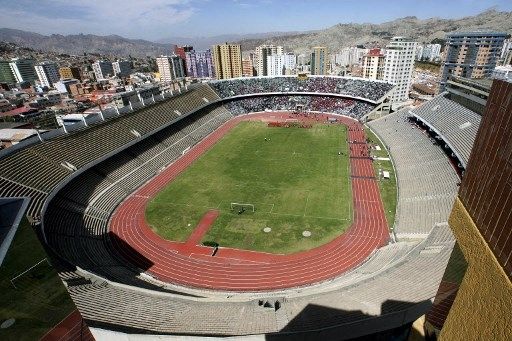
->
[212,43,242,80]
[440,31,507,91]
[383,37,417,102]
[34,61,60,88]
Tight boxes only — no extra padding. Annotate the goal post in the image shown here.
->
[230,202,255,212]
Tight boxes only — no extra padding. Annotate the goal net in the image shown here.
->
[230,202,255,212]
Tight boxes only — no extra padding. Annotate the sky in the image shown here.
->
[0,0,511,42]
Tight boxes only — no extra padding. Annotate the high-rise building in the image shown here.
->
[156,55,185,83]
[440,31,507,91]
[0,60,16,84]
[255,45,283,76]
[175,45,194,75]
[362,48,385,80]
[242,58,255,77]
[112,61,132,77]
[34,61,60,88]
[92,61,114,81]
[9,58,37,83]
[332,47,367,67]
[175,45,193,60]
[267,53,296,76]
[59,67,81,81]
[310,47,328,75]
[212,43,242,80]
[383,37,417,102]
[185,50,215,78]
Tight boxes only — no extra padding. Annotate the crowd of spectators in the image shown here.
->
[224,95,376,119]
[209,76,394,102]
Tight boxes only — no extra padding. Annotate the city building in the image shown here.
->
[212,43,242,80]
[174,45,193,75]
[267,53,296,76]
[59,67,81,81]
[332,47,368,67]
[383,37,417,102]
[9,58,37,83]
[422,44,441,61]
[415,44,424,61]
[175,45,193,61]
[255,45,283,76]
[242,58,255,77]
[54,79,80,94]
[362,48,385,80]
[440,31,507,91]
[500,38,512,64]
[0,60,16,84]
[310,46,328,75]
[156,56,185,83]
[491,65,512,82]
[185,50,215,78]
[170,55,186,79]
[34,61,60,88]
[112,61,132,77]
[92,61,114,81]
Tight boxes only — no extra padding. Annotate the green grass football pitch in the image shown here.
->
[146,121,353,254]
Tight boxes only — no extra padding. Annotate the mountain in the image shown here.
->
[236,9,512,53]
[0,28,172,57]
[156,31,311,51]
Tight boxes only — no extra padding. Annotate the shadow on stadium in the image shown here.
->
[84,298,430,340]
[41,137,204,297]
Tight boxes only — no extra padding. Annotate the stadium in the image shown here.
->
[0,75,480,339]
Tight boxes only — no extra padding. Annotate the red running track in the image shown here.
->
[109,112,389,291]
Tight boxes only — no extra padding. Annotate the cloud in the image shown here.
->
[0,0,198,40]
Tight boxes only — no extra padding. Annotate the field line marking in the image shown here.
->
[303,192,310,217]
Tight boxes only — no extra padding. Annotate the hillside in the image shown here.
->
[237,9,512,53]
[0,28,171,57]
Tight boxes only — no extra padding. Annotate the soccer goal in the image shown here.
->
[230,202,255,212]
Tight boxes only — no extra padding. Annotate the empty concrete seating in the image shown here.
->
[368,109,459,238]
[409,93,481,167]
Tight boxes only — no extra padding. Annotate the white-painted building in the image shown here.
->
[332,47,368,67]
[34,61,60,88]
[492,65,512,81]
[383,37,417,103]
[267,53,296,76]
[422,44,441,61]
